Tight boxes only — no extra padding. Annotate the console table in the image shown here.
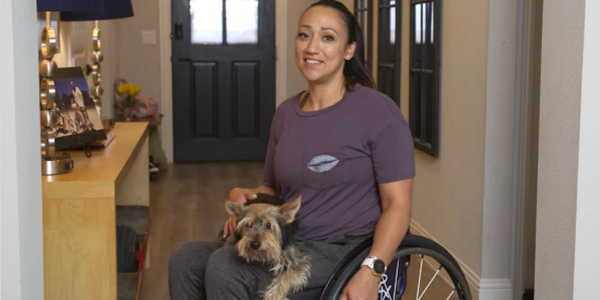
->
[42,122,150,300]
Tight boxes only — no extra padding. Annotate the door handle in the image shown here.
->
[174,23,183,40]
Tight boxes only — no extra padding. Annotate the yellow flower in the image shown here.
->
[117,84,128,94]
[117,83,141,96]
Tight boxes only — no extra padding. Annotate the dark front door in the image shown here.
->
[171,0,276,162]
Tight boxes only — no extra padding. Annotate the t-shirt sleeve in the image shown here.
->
[370,119,416,183]
[262,112,278,189]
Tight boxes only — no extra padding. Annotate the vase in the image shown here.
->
[123,107,131,121]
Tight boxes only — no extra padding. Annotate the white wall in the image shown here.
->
[0,0,45,299]
[569,0,599,299]
[118,0,162,109]
[535,0,595,299]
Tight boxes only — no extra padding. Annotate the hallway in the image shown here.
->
[140,163,460,300]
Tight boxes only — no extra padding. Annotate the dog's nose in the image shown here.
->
[250,241,261,250]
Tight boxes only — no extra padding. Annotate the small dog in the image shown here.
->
[223,193,311,300]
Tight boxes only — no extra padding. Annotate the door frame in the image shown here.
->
[512,0,541,298]
[159,0,288,163]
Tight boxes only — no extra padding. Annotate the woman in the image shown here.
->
[168,1,415,299]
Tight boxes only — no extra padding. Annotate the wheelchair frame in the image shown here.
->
[289,233,473,300]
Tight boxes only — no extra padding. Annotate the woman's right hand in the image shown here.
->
[223,188,258,237]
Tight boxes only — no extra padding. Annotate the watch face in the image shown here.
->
[374,260,386,274]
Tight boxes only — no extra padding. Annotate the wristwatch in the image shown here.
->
[361,255,387,277]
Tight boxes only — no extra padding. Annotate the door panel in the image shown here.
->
[233,62,259,138]
[172,0,275,162]
[192,62,218,138]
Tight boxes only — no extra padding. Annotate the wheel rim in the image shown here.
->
[325,246,472,300]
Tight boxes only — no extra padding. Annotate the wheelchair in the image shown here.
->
[288,233,473,300]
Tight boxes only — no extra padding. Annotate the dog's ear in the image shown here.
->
[280,195,302,224]
[224,200,243,218]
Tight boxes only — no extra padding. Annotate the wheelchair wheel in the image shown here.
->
[394,247,472,300]
[321,244,472,300]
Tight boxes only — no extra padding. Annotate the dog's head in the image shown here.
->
[224,195,302,264]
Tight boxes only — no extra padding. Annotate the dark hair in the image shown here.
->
[305,0,376,91]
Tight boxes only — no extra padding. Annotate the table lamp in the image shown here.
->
[61,0,135,119]
[37,0,104,175]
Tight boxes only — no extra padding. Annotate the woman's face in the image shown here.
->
[295,6,356,85]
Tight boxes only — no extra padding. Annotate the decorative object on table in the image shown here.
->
[37,0,104,176]
[38,11,74,175]
[116,82,142,121]
[37,11,61,53]
[48,67,106,150]
[114,78,159,121]
[113,77,167,174]
[61,0,134,120]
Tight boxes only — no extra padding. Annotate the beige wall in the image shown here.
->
[398,0,488,277]
[118,0,162,111]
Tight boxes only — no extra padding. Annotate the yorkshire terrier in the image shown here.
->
[223,193,311,300]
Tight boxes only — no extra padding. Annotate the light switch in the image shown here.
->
[142,30,156,45]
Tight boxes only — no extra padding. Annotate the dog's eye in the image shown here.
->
[265,223,271,229]
[246,222,252,228]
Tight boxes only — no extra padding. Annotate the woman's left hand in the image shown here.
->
[339,267,380,300]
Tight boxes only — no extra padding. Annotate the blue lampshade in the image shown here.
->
[37,0,104,12]
[60,0,134,21]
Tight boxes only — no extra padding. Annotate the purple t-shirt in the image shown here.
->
[263,84,415,242]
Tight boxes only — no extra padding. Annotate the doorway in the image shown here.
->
[171,0,276,162]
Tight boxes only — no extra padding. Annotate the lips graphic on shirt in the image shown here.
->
[307,155,339,173]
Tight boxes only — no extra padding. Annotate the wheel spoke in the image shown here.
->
[445,289,456,300]
[418,265,442,300]
[416,255,424,300]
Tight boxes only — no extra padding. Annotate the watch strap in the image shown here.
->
[361,255,377,267]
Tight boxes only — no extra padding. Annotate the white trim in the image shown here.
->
[159,0,174,163]
[511,1,535,299]
[479,279,514,300]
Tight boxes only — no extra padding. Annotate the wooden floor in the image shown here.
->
[139,162,463,300]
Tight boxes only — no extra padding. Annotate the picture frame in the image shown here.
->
[45,67,106,150]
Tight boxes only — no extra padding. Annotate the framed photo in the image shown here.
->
[47,67,106,150]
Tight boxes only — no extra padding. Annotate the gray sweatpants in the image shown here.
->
[168,234,370,300]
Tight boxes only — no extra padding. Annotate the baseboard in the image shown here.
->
[479,279,513,300]
[409,220,513,300]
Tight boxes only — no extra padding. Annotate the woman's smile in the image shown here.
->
[304,58,323,66]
